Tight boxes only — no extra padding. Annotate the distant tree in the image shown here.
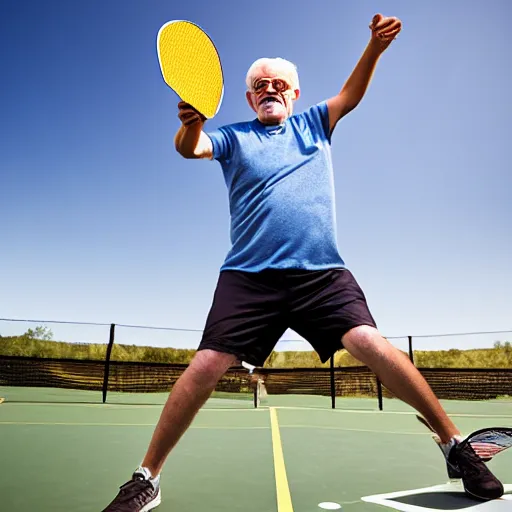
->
[24,325,53,341]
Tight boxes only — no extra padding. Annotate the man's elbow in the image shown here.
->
[343,102,359,117]
[175,144,198,159]
[340,92,362,115]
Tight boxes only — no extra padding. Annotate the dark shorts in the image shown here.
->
[197,268,377,367]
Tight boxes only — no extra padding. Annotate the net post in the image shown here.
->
[253,381,258,408]
[408,335,415,364]
[102,323,116,404]
[376,377,383,411]
[330,356,335,409]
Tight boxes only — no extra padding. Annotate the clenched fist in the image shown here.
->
[177,101,206,127]
[369,14,402,52]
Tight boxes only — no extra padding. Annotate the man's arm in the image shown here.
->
[326,14,402,134]
[174,102,213,159]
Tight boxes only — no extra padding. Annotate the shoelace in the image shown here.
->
[110,478,155,509]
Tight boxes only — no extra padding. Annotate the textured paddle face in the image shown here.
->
[417,415,512,462]
[157,20,224,118]
[465,427,512,461]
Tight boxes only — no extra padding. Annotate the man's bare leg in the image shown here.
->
[141,349,238,477]
[342,325,459,443]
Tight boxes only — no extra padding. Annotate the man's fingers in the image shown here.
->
[378,25,401,39]
[370,13,383,29]
[179,109,197,117]
[178,101,206,125]
[178,110,195,120]
[179,113,201,124]
[178,109,205,126]
[178,101,204,116]
[370,15,402,40]
[373,17,397,32]
[178,101,199,110]
[183,117,202,126]
[374,18,401,39]
[181,114,202,126]
[178,111,197,120]
[380,27,401,40]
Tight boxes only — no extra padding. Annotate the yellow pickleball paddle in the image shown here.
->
[157,20,224,118]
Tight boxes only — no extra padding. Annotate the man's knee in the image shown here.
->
[342,325,389,359]
[187,349,239,386]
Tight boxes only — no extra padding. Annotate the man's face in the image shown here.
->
[246,64,300,125]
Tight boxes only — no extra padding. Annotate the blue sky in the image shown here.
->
[1,0,510,352]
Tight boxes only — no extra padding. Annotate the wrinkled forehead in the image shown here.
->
[253,63,294,84]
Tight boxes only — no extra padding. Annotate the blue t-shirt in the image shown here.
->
[207,101,345,272]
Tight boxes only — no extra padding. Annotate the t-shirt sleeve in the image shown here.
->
[206,126,235,162]
[301,101,331,144]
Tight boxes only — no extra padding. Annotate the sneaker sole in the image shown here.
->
[140,488,162,512]
[462,483,503,502]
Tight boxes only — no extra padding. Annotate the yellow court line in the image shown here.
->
[269,407,294,512]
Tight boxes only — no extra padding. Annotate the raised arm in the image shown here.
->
[326,14,402,134]
[174,101,213,159]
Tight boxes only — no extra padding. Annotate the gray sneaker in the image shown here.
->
[102,467,161,511]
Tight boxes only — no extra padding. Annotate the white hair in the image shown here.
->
[245,57,300,91]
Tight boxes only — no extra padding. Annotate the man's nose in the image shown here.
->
[266,82,277,93]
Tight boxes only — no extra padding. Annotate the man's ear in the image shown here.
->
[246,91,257,112]
[292,89,300,101]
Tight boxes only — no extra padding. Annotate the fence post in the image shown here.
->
[330,356,335,409]
[102,324,116,403]
[408,335,415,364]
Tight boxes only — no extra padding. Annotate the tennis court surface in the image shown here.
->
[1,387,511,511]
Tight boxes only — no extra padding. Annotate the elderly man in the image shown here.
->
[102,13,503,511]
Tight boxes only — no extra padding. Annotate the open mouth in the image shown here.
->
[259,96,281,107]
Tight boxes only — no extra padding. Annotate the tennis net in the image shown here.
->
[0,355,255,406]
[1,354,511,407]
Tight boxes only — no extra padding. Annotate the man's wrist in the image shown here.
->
[367,37,386,57]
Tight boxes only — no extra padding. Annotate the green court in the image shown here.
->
[1,388,511,511]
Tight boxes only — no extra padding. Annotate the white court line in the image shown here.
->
[0,420,438,436]
[273,406,512,419]
[362,483,512,510]
[0,420,269,428]
[3,402,511,419]
[281,424,430,435]
[0,402,263,411]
